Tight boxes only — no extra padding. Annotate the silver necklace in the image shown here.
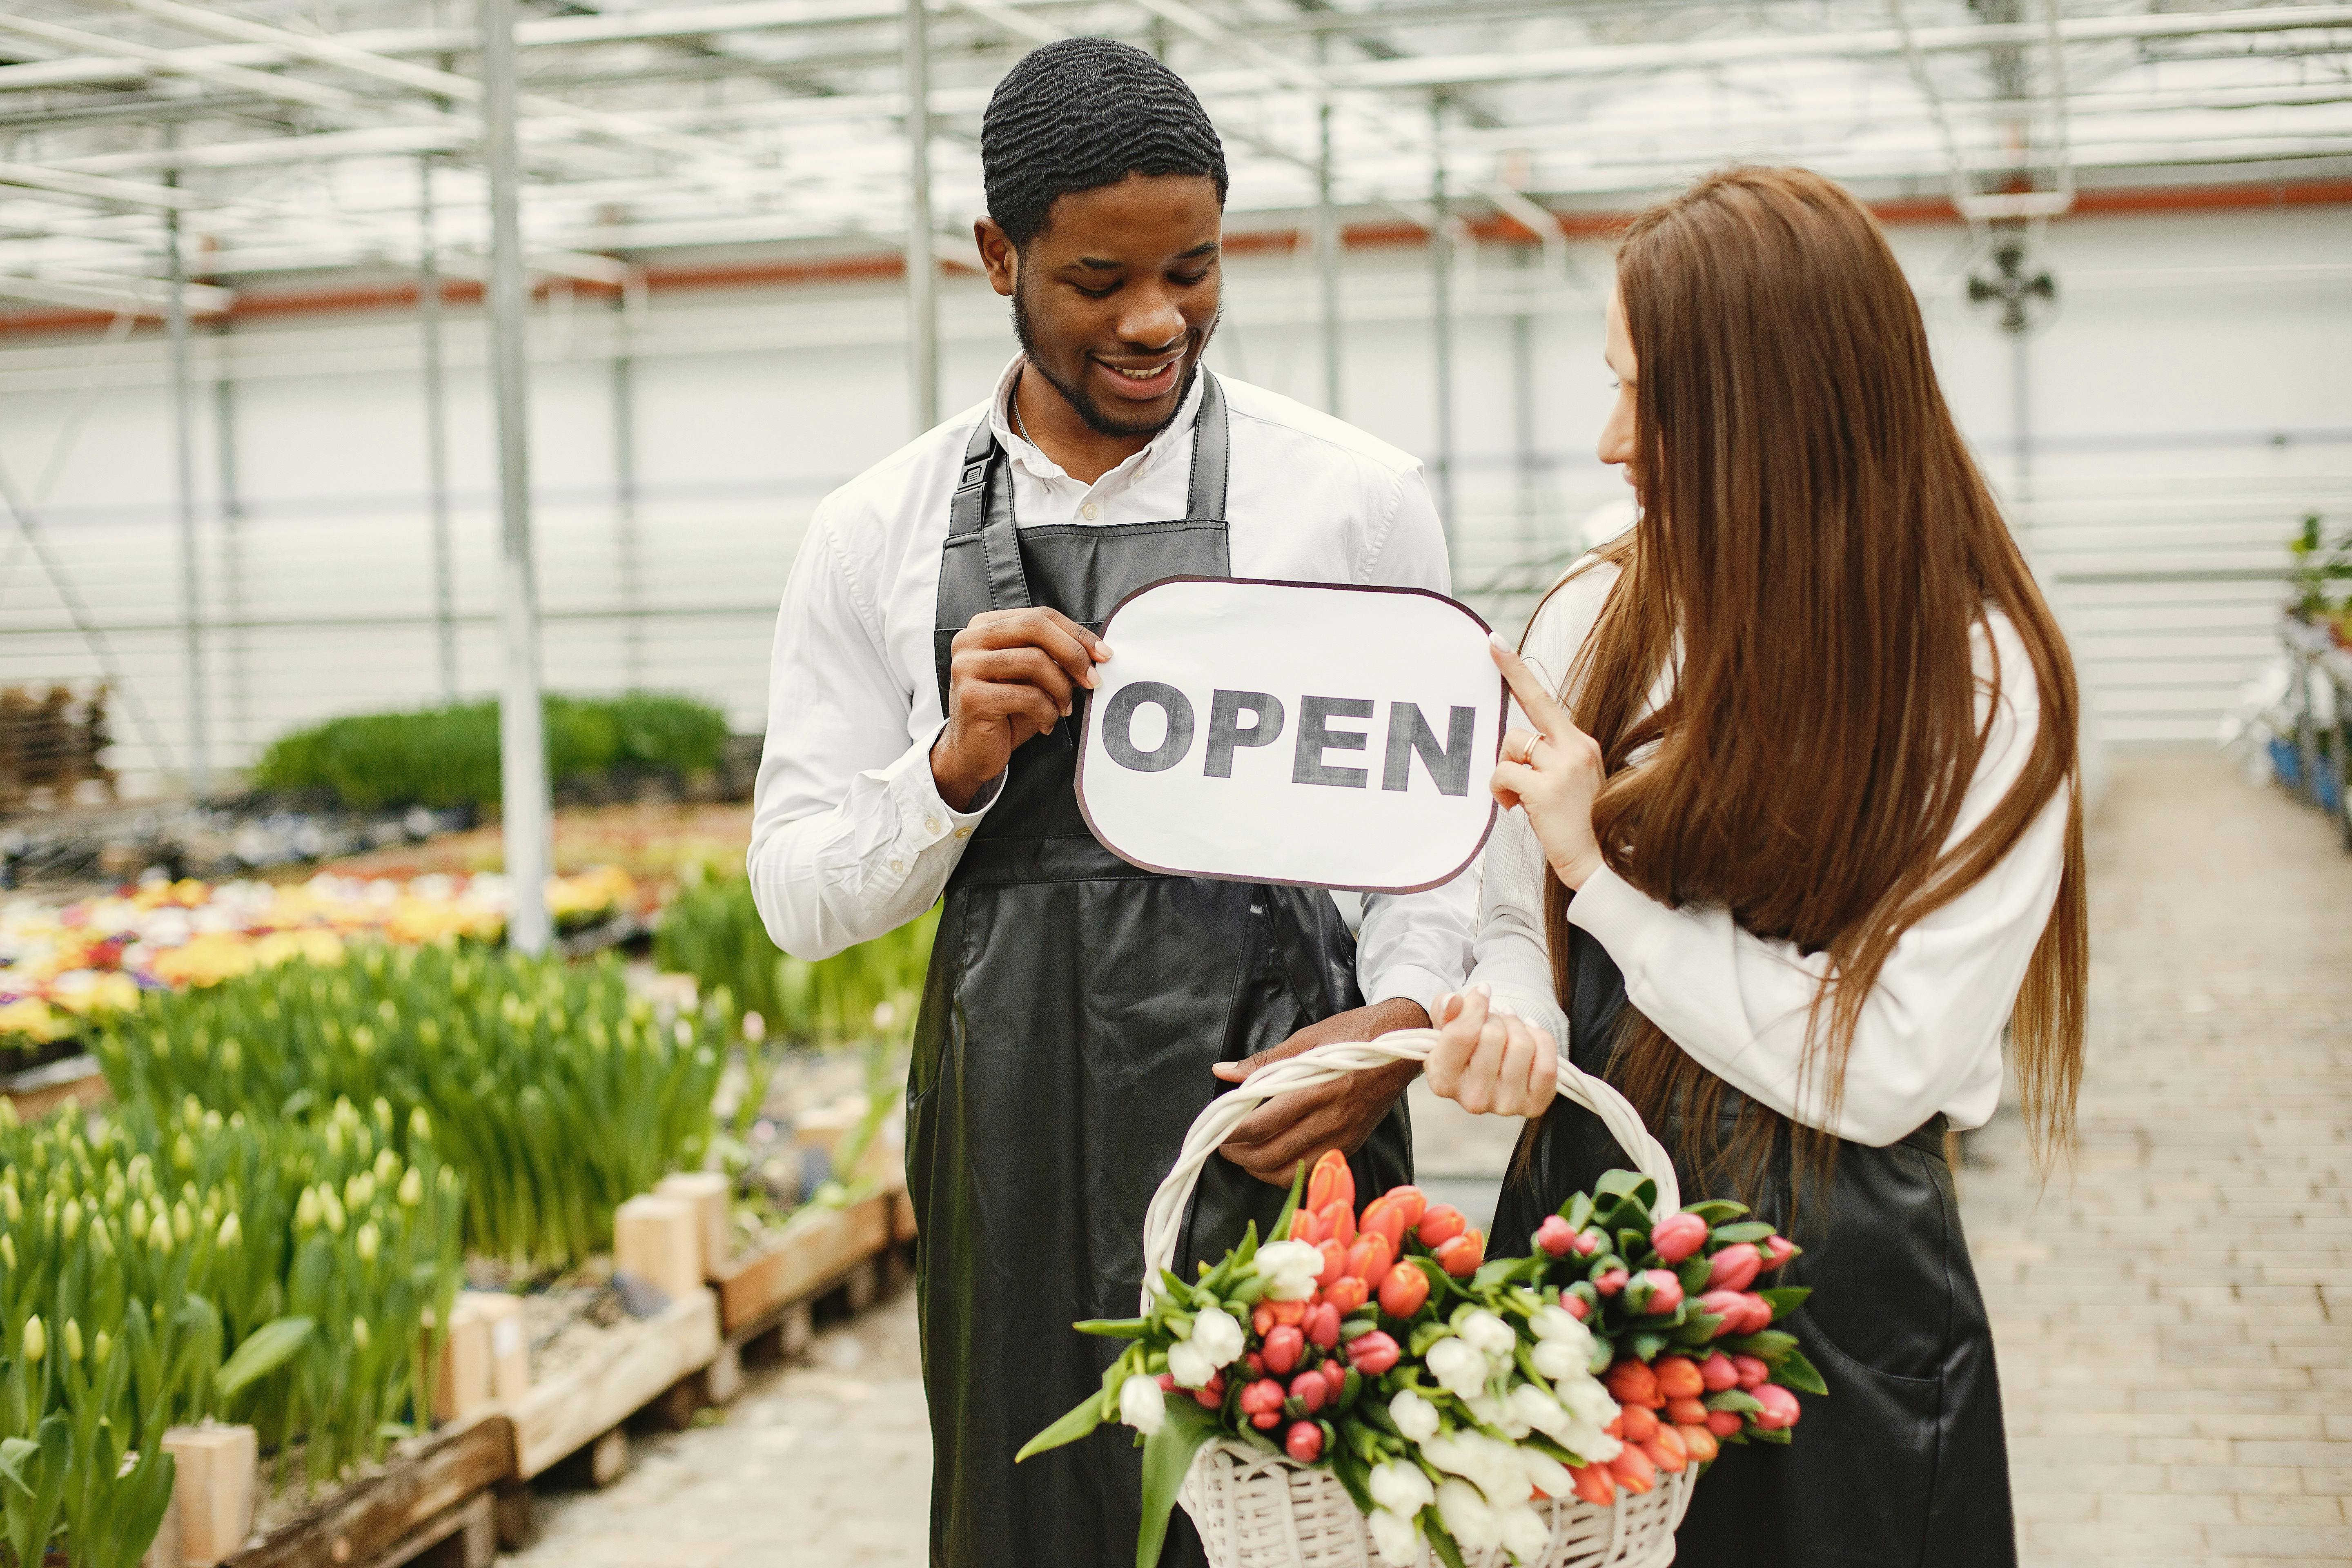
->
[1010,385,1035,447]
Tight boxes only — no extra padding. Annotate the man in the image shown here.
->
[749,38,1471,1567]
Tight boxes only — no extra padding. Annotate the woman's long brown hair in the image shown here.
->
[1543,167,2087,1191]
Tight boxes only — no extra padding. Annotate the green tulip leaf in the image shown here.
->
[218,1316,315,1397]
[1135,1401,1218,1568]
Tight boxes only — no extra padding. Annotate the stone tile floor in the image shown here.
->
[515,752,2352,1566]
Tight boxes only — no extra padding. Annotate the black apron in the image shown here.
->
[1493,923,2016,1568]
[906,373,1414,1568]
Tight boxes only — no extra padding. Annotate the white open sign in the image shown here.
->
[1075,577,1504,893]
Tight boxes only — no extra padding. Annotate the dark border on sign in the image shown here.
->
[1073,575,1508,896]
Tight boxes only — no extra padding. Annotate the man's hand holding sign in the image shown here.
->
[1074,577,1508,1183]
[931,607,1111,811]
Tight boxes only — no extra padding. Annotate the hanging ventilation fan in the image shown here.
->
[1966,227,2058,334]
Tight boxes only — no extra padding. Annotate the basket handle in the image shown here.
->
[1140,1027,1682,1309]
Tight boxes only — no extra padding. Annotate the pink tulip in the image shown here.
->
[1650,1212,1709,1265]
[1285,1420,1325,1462]
[1732,1354,1769,1391]
[1706,1243,1763,1293]
[1290,1370,1327,1415]
[1345,1330,1401,1376]
[1736,1293,1774,1334]
[1564,1293,1592,1321]
[1240,1378,1286,1430]
[1753,1383,1802,1430]
[1596,1267,1629,1297]
[1636,1270,1683,1316]
[1695,1290,1746,1335]
[1263,1325,1304,1376]
[1536,1215,1577,1258]
[1759,1235,1799,1272]
[1303,1301,1341,1350]
[1572,1229,1604,1258]
[1704,1409,1743,1438]
[1319,1361,1348,1403]
[1697,1352,1739,1392]
[1193,1371,1226,1409]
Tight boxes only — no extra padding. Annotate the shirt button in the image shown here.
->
[1081,501,1100,521]
[889,858,904,873]
[924,815,942,834]
[954,826,971,840]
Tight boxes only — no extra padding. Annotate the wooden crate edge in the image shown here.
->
[510,1288,721,1479]
[221,1412,513,1568]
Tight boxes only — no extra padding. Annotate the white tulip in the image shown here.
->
[1191,1306,1246,1367]
[1530,1303,1594,1353]
[1467,1392,1531,1439]
[1562,1420,1622,1465]
[1370,1459,1436,1516]
[1390,1389,1441,1443]
[1460,1310,1517,1361]
[1531,1339,1582,1381]
[1435,1479,1502,1551]
[1167,1338,1218,1390]
[1558,1374,1618,1429]
[1508,1383,1573,1440]
[1519,1446,1576,1501]
[1254,1241,1325,1303]
[1426,1336,1489,1398]
[1497,1501,1552,1564]
[1120,1374,1167,1436]
[1369,1507,1423,1567]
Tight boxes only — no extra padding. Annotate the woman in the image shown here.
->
[1424,166,2085,1566]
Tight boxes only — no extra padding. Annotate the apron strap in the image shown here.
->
[948,416,1035,614]
[1186,371,1231,523]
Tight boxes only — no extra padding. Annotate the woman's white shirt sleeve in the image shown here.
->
[1470,567,2067,1145]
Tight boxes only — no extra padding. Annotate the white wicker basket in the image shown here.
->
[1142,1028,1698,1568]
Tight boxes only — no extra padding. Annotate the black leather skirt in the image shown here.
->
[1491,925,2017,1568]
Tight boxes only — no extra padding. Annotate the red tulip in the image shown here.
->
[1290,1370,1327,1414]
[1344,1330,1401,1376]
[1563,1293,1592,1321]
[1269,1300,1307,1327]
[1287,1206,1325,1247]
[1416,1205,1468,1248]
[1735,1293,1774,1334]
[1697,1352,1738,1392]
[1703,1410,1743,1438]
[1535,1215,1577,1257]
[1604,1360,1662,1408]
[1305,1149,1354,1214]
[1359,1196,1408,1250]
[1595,1268,1629,1297]
[1569,1464,1617,1508]
[1608,1447,1657,1494]
[1433,1230,1485,1278]
[1649,1212,1708,1265]
[1246,1352,1265,1377]
[1324,1276,1371,1314]
[1263,1325,1304,1376]
[1377,1261,1430,1318]
[1759,1235,1798,1272]
[1617,1403,1658,1443]
[1316,1240,1348,1290]
[1303,1301,1341,1350]
[1346,1233,1396,1284]
[1705,1243,1763,1294]
[1732,1354,1769,1391]
[1653,1356,1703,1400]
[1240,1377,1285,1429]
[1383,1185,1428,1229]
[1678,1423,1720,1464]
[1285,1420,1325,1462]
[1193,1370,1226,1409]
[1753,1383,1802,1431]
[1252,1304,1277,1337]
[1666,1396,1710,1427]
[1642,1425,1689,1474]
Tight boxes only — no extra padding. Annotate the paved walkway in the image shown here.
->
[514,753,2352,1566]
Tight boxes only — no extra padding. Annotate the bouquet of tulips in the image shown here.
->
[1025,1151,1823,1568]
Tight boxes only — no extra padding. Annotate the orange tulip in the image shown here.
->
[1324,1275,1372,1313]
[1665,1396,1710,1428]
[1316,1240,1348,1290]
[1642,1425,1688,1474]
[1569,1463,1617,1508]
[1608,1448,1657,1494]
[1433,1230,1485,1278]
[1653,1356,1704,1400]
[1604,1361,1662,1409]
[1376,1261,1430,1318]
[1383,1185,1429,1229]
[1416,1205,1468,1248]
[1317,1201,1358,1251]
[1346,1233,1396,1283]
[1287,1206,1325,1246]
[1305,1149,1355,1213]
[1358,1196,1408,1250]
[1677,1423,1720,1465]
[1617,1404,1659,1443]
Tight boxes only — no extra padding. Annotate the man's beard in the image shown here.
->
[1011,281,1218,440]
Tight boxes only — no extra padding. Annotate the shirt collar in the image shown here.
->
[987,352,1206,487]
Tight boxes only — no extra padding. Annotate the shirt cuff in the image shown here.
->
[877,724,996,851]
[1362,964,1454,1028]
[1562,863,1668,978]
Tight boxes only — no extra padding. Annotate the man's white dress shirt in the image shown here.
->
[749,355,1474,1018]
[1472,559,2070,1146]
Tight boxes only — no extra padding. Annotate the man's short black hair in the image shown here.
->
[981,38,1228,249]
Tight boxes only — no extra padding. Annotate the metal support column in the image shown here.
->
[1510,245,1538,514]
[164,158,209,800]
[483,0,552,955]
[213,318,249,751]
[1429,95,1457,544]
[903,0,939,436]
[419,155,459,700]
[612,292,645,689]
[1315,37,1341,417]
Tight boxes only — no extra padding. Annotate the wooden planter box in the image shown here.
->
[222,1413,512,1568]
[710,1192,895,1341]
[509,1288,722,1480]
[3,1054,107,1119]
